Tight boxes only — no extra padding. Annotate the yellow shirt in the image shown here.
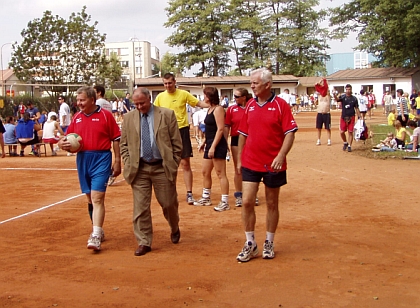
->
[154,89,199,129]
[396,127,407,141]
[416,96,420,109]
[387,113,395,126]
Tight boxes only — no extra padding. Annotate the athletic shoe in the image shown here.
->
[342,142,348,151]
[235,197,242,207]
[67,152,76,156]
[262,240,275,259]
[51,151,57,156]
[193,197,211,206]
[87,234,101,251]
[108,176,115,186]
[19,152,24,157]
[214,201,230,212]
[29,151,38,156]
[186,194,195,205]
[327,140,331,146]
[347,146,352,152]
[255,198,259,206]
[236,241,259,262]
[316,139,321,146]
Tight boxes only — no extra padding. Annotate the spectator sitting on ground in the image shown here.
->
[395,120,407,149]
[16,112,41,156]
[3,116,18,156]
[388,109,396,126]
[372,132,397,152]
[405,120,420,152]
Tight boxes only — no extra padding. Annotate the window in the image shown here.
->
[272,88,281,95]
[361,85,373,93]
[383,84,396,99]
[120,61,129,68]
[119,48,129,56]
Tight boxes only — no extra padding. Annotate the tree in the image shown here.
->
[96,52,123,89]
[160,51,184,76]
[164,0,231,76]
[267,0,330,76]
[10,6,106,101]
[329,0,420,67]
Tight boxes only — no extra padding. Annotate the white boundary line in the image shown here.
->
[0,179,125,225]
[0,194,84,225]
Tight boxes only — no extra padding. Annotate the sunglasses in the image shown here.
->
[234,94,244,99]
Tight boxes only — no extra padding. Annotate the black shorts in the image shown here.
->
[241,167,287,188]
[231,135,239,147]
[316,113,331,129]
[397,115,409,127]
[179,126,193,159]
[204,137,228,159]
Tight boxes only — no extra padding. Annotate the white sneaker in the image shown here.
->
[327,139,331,146]
[108,176,115,186]
[186,194,196,205]
[51,151,57,156]
[236,241,259,262]
[214,201,230,212]
[316,139,321,146]
[262,240,275,259]
[67,152,76,157]
[235,197,242,207]
[87,234,101,251]
[193,198,211,206]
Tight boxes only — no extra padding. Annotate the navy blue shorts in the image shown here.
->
[230,136,239,147]
[241,167,287,188]
[76,150,112,194]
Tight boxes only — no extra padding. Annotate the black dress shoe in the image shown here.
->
[171,228,181,244]
[134,245,151,256]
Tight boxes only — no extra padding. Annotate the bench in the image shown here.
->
[5,142,47,157]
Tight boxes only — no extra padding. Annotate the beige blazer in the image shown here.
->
[120,106,182,184]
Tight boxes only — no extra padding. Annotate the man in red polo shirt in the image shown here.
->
[236,68,298,262]
[59,86,121,252]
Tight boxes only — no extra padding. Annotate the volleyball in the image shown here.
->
[66,133,83,153]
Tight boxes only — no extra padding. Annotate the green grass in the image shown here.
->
[355,124,419,159]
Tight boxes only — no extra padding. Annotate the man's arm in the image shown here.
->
[197,100,210,108]
[111,140,121,177]
[272,132,295,171]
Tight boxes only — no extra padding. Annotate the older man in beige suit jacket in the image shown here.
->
[120,87,182,256]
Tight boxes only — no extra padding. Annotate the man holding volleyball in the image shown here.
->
[58,86,121,252]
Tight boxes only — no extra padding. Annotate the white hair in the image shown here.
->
[250,68,272,84]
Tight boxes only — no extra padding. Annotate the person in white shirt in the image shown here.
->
[58,96,71,133]
[94,85,113,113]
[358,90,368,120]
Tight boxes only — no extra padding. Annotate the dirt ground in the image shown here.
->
[1,109,419,308]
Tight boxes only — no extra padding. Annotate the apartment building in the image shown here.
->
[104,40,160,85]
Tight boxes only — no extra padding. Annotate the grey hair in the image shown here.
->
[250,68,272,84]
[133,87,151,99]
[77,86,96,101]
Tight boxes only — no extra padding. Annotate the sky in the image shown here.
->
[0,0,357,76]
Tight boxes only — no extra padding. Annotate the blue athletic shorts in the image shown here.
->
[76,150,112,194]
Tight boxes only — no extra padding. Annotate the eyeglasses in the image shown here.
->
[234,94,243,99]
[264,164,279,175]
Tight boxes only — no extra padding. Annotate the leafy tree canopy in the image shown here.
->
[10,6,108,99]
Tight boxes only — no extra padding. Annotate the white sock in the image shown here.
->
[221,194,229,203]
[245,231,255,244]
[266,232,275,242]
[93,226,103,237]
[202,188,211,199]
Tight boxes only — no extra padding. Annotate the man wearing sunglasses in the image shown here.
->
[236,68,298,262]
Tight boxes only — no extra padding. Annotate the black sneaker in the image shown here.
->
[19,152,24,157]
[342,143,348,151]
[347,146,352,152]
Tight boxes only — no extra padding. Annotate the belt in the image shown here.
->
[141,159,163,165]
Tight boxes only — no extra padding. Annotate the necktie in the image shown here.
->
[142,114,153,161]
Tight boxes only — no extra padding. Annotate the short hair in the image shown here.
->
[345,84,352,89]
[77,86,96,101]
[203,87,220,106]
[250,68,272,84]
[407,120,418,128]
[27,101,33,106]
[163,73,175,81]
[396,89,404,96]
[133,87,151,99]
[6,116,14,123]
[58,95,64,100]
[360,90,365,95]
[50,115,57,121]
[94,85,106,97]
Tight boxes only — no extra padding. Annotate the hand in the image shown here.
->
[112,161,122,177]
[58,136,71,151]
[271,155,285,172]
[208,148,215,159]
